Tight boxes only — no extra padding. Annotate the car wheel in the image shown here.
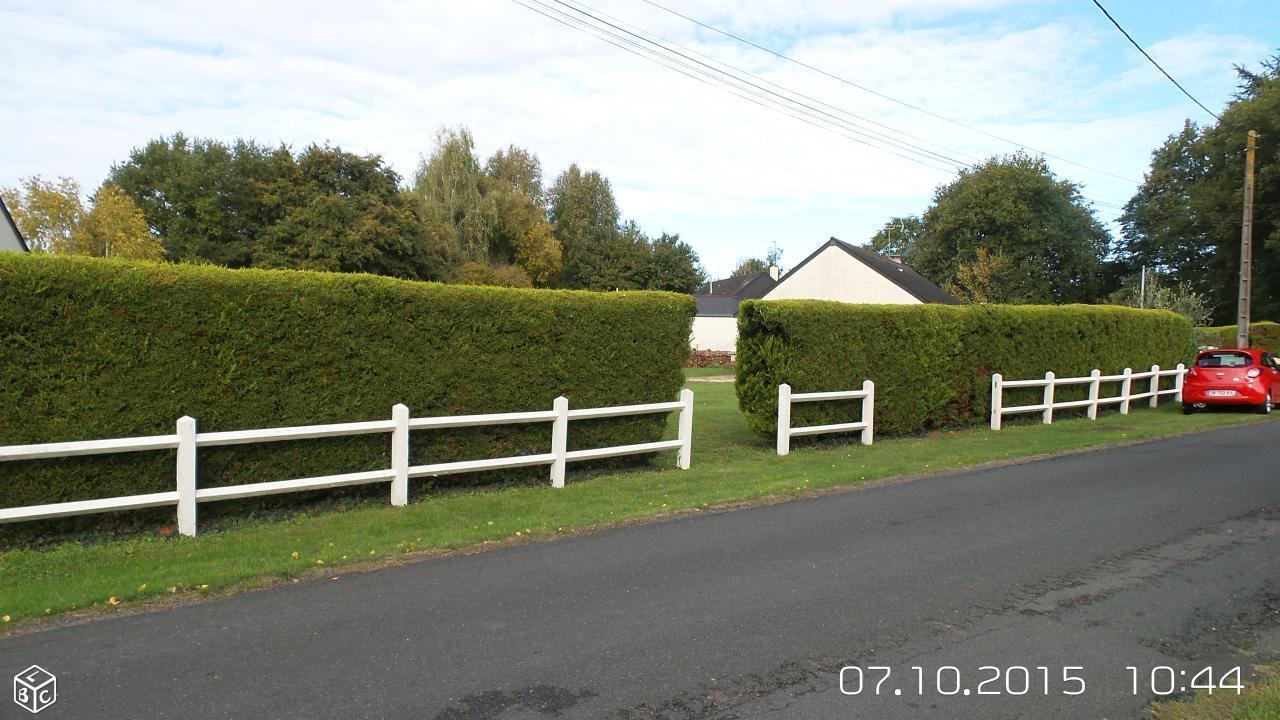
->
[1260,393,1274,415]
[1182,403,1196,415]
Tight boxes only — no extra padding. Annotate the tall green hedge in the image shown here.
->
[736,302,1194,437]
[1195,321,1280,353]
[0,253,694,519]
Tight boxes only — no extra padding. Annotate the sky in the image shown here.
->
[1,0,1275,278]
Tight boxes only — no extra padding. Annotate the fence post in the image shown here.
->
[1042,371,1055,424]
[1088,369,1101,420]
[1174,363,1186,403]
[678,388,694,469]
[1120,367,1133,415]
[990,374,1003,430]
[1149,365,1161,408]
[861,380,875,445]
[550,396,568,488]
[777,383,792,455]
[176,415,197,537]
[390,404,409,506]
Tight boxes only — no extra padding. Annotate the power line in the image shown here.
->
[636,0,1143,185]
[544,0,972,170]
[558,0,987,168]
[515,0,966,173]
[512,0,1135,213]
[1088,0,1221,121]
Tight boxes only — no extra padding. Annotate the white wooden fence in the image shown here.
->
[0,390,695,537]
[990,365,1186,430]
[777,381,875,456]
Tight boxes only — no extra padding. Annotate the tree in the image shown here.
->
[730,243,783,278]
[914,153,1111,304]
[2,178,163,259]
[548,163,621,289]
[70,184,164,260]
[484,144,562,284]
[642,232,706,293]
[1120,54,1280,322]
[109,133,296,267]
[0,176,83,252]
[1107,273,1212,327]
[731,258,768,277]
[254,146,433,278]
[451,261,534,288]
[948,247,1020,304]
[412,127,496,264]
[866,216,924,265]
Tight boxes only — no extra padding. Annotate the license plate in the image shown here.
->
[1206,389,1238,397]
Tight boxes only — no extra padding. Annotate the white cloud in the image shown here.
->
[0,0,1265,276]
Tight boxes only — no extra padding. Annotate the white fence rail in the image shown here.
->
[0,390,695,537]
[990,364,1185,430]
[777,381,875,456]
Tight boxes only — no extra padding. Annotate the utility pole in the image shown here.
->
[1237,130,1258,348]
[1139,265,1146,308]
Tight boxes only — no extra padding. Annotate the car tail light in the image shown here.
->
[1248,368,1262,379]
[1188,368,1198,378]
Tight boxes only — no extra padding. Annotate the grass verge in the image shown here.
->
[1152,666,1280,719]
[0,378,1268,629]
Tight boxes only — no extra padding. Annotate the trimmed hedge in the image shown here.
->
[0,253,694,520]
[736,302,1194,438]
[1196,321,1280,353]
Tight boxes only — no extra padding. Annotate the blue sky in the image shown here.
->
[1,0,1275,277]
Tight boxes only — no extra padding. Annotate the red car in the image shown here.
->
[1183,347,1280,414]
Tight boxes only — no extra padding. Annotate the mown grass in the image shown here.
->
[1152,666,1280,719]
[0,376,1267,627]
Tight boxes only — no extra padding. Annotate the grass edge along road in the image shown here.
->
[1,376,1270,630]
[1152,665,1280,719]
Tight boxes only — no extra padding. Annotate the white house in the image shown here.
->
[0,197,29,253]
[690,267,778,353]
[690,238,958,353]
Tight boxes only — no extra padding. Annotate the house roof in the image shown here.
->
[695,295,746,317]
[0,196,29,252]
[693,269,778,317]
[693,270,777,298]
[775,237,960,305]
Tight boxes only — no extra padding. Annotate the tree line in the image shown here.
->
[866,53,1279,325]
[2,127,707,293]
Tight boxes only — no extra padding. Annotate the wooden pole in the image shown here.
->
[1237,130,1258,348]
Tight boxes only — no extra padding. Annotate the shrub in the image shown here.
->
[0,253,694,524]
[1195,321,1280,353]
[736,302,1194,438]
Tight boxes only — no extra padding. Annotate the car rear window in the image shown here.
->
[1196,351,1253,368]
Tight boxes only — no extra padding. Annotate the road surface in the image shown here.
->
[4,420,1280,719]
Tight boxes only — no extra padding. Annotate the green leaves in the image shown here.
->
[912,153,1110,305]
[736,301,1193,438]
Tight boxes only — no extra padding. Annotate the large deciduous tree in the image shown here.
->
[913,153,1111,304]
[1,176,83,253]
[2,178,163,259]
[1120,54,1280,323]
[254,146,429,278]
[413,127,496,264]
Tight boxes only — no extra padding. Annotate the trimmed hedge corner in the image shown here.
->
[1196,321,1280,353]
[736,302,1194,438]
[0,253,695,526]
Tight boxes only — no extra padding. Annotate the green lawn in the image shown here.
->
[1152,667,1280,719]
[683,366,735,377]
[0,378,1267,627]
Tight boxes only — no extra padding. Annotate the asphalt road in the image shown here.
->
[4,419,1280,720]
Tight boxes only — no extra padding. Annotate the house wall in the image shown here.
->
[0,218,24,253]
[764,245,920,304]
[690,315,738,353]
